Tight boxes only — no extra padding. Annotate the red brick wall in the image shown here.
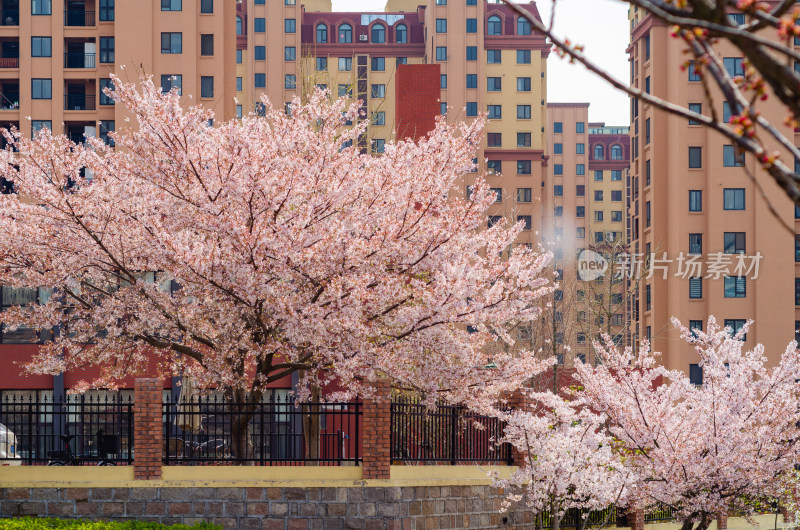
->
[361,380,391,479]
[134,378,163,480]
[395,64,441,142]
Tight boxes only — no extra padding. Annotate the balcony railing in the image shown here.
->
[1,9,18,25]
[64,52,95,69]
[64,94,96,111]
[64,10,95,27]
[0,57,18,68]
[0,94,19,110]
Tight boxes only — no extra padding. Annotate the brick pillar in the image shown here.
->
[361,380,391,479]
[627,509,644,530]
[717,513,727,530]
[134,378,162,480]
[507,389,533,466]
[781,506,796,523]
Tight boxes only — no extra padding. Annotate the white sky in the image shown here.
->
[332,0,631,125]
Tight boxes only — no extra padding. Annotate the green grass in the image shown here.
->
[0,518,220,530]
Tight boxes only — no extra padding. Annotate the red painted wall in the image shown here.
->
[395,64,441,142]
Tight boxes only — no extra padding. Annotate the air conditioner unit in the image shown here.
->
[359,34,368,41]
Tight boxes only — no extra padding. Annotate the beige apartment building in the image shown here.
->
[0,0,236,147]
[234,0,549,247]
[545,103,631,365]
[628,7,797,376]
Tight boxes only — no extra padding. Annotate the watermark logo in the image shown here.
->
[577,249,608,281]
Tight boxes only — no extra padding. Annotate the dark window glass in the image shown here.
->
[161,32,182,54]
[31,37,52,57]
[200,76,214,98]
[160,74,182,95]
[200,34,213,56]
[99,36,114,63]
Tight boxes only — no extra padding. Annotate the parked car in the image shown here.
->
[0,423,21,465]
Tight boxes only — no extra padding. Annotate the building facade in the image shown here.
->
[627,6,797,374]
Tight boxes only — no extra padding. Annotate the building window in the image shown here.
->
[646,284,651,311]
[576,227,585,239]
[236,77,242,91]
[554,185,563,197]
[440,74,448,89]
[161,32,182,54]
[487,77,501,91]
[723,188,745,210]
[31,78,51,99]
[99,120,114,146]
[285,47,296,61]
[724,319,746,340]
[372,23,386,43]
[491,188,502,202]
[518,215,532,230]
[283,19,295,33]
[595,190,603,201]
[371,139,385,154]
[488,215,502,228]
[517,77,531,91]
[724,276,746,298]
[372,111,385,126]
[236,105,243,119]
[160,74,182,94]
[689,364,703,386]
[338,57,352,71]
[611,211,623,222]
[610,145,623,160]
[338,84,352,98]
[576,122,585,133]
[466,74,477,89]
[285,74,296,89]
[371,57,384,71]
[371,84,386,98]
[99,0,114,21]
[487,106,501,120]
[200,34,213,56]
[517,105,531,119]
[723,145,744,167]
[436,18,447,33]
[254,46,265,60]
[644,33,650,60]
[487,160,501,174]
[645,118,650,144]
[517,188,532,203]
[396,57,407,66]
[689,233,702,255]
[339,24,353,43]
[487,133,502,147]
[577,185,585,196]
[576,164,585,175]
[576,143,585,154]
[517,160,532,174]
[487,15,502,35]
[724,232,746,254]
[576,206,585,217]
[436,46,447,61]
[646,201,651,227]
[517,17,531,35]
[237,49,242,63]
[517,133,531,147]
[466,46,477,60]
[99,78,114,105]
[466,102,477,116]
[554,143,563,154]
[595,170,603,181]
[236,16,242,36]
[611,190,622,201]
[200,0,212,13]
[689,190,702,212]
[466,18,477,33]
[645,76,650,94]
[200,76,213,98]
[31,120,51,137]
[254,74,266,87]
[689,146,702,168]
[487,50,501,63]
[554,122,562,133]
[161,0,181,10]
[517,49,531,64]
[554,164,563,175]
[396,24,407,43]
[594,211,604,222]
[32,37,52,57]
[688,103,702,125]
[689,61,701,81]
[440,102,447,115]
[723,57,744,78]
[316,23,328,43]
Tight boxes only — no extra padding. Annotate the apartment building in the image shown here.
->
[628,7,797,374]
[545,104,631,365]
[234,0,549,243]
[0,0,235,147]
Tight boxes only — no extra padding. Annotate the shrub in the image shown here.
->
[0,519,220,530]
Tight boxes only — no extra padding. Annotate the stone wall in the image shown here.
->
[0,485,533,530]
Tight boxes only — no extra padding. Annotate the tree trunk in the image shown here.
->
[228,387,259,465]
[302,384,321,464]
[553,503,561,530]
[680,512,699,530]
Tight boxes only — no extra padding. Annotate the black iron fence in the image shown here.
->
[64,94,96,111]
[0,393,133,465]
[162,394,361,466]
[540,505,618,528]
[64,52,96,69]
[390,395,512,464]
[64,10,95,26]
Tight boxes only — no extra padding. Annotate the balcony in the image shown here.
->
[1,9,17,25]
[64,52,95,68]
[0,38,18,69]
[64,10,94,26]
[65,122,96,145]
[64,93,95,111]
[0,82,19,110]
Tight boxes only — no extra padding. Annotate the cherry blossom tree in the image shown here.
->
[504,0,800,206]
[575,317,800,530]
[493,391,633,530]
[0,75,554,457]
